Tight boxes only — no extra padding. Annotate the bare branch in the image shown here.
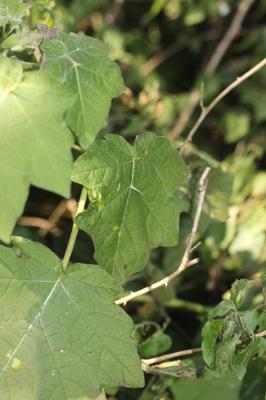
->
[140,43,180,77]
[18,217,61,236]
[115,167,211,306]
[180,58,266,152]
[143,347,202,367]
[142,330,266,367]
[38,199,77,237]
[205,0,256,75]
[168,0,256,142]
[115,259,199,306]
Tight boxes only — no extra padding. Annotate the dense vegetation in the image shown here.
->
[0,1,265,399]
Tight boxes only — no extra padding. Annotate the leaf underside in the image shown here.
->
[42,32,125,149]
[0,56,73,243]
[0,238,144,399]
[72,133,189,283]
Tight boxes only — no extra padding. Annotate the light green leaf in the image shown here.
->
[205,168,232,221]
[72,133,189,283]
[223,111,250,144]
[0,237,144,399]
[41,32,125,148]
[0,56,73,243]
[0,0,30,27]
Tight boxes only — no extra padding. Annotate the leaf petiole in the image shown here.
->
[62,186,87,270]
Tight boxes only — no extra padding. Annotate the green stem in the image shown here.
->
[62,187,87,271]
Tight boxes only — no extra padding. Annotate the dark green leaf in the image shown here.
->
[41,32,124,148]
[138,329,172,358]
[72,133,189,283]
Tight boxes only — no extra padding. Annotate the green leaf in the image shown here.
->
[240,358,266,400]
[223,111,250,144]
[0,56,73,243]
[0,0,30,27]
[233,337,265,379]
[41,32,125,148]
[202,285,265,379]
[205,168,232,221]
[172,373,241,400]
[0,237,144,399]
[72,133,189,283]
[138,329,172,358]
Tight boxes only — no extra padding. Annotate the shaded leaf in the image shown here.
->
[138,329,172,358]
[240,358,266,400]
[0,238,144,399]
[171,373,241,400]
[72,133,189,283]
[42,32,124,148]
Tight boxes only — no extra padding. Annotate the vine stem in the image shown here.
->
[62,187,87,270]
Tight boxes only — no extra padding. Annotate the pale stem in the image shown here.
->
[181,57,266,152]
[62,187,87,270]
[142,330,266,367]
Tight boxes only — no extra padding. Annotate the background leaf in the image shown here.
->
[202,280,265,379]
[0,0,30,28]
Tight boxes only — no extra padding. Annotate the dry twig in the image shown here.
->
[38,199,77,237]
[142,330,266,367]
[140,43,180,77]
[18,217,61,236]
[180,57,266,152]
[116,167,211,306]
[168,0,256,142]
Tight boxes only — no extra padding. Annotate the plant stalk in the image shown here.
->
[62,187,87,270]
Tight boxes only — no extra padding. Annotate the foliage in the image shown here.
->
[72,133,188,283]
[0,0,265,399]
[0,238,143,398]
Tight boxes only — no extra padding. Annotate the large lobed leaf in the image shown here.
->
[72,133,189,283]
[0,56,73,243]
[0,238,144,399]
[42,32,125,149]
